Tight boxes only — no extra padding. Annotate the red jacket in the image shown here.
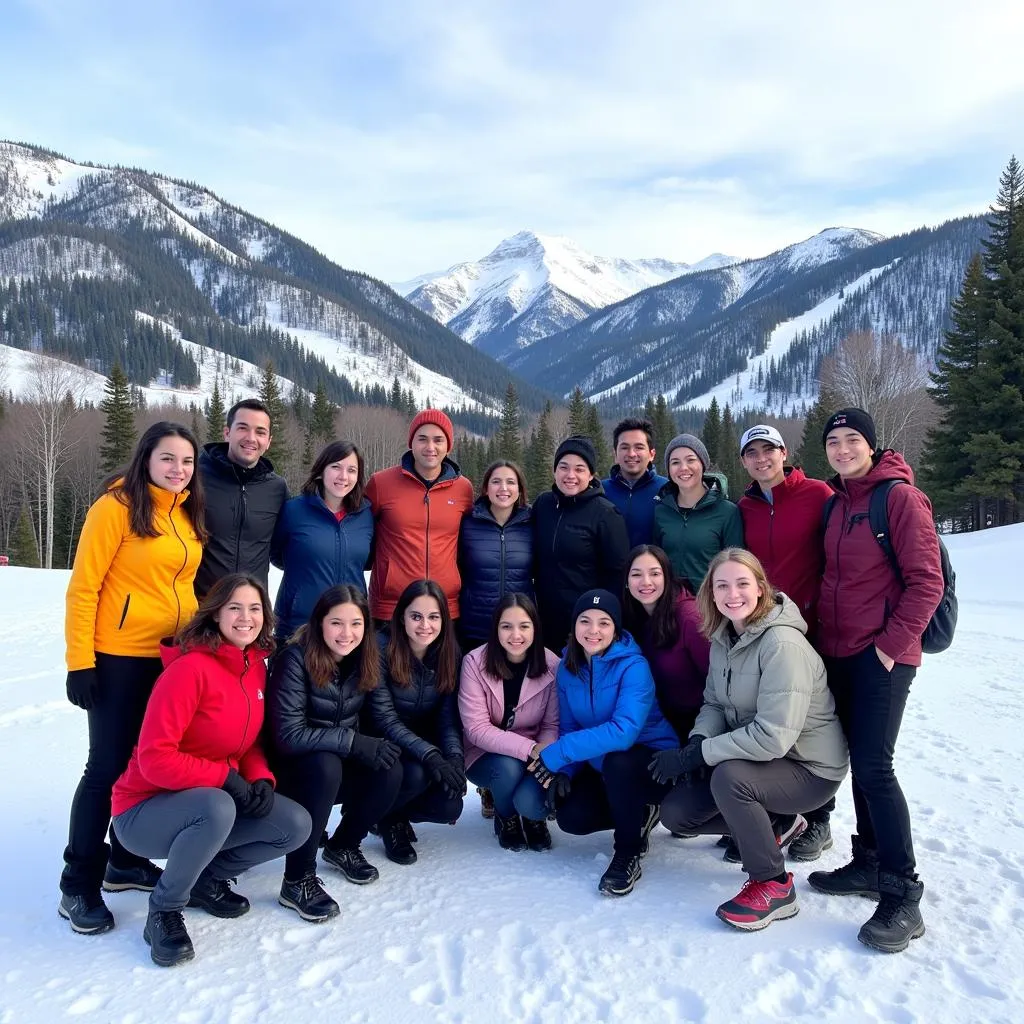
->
[739,467,833,629]
[366,453,474,620]
[111,640,273,815]
[817,451,944,667]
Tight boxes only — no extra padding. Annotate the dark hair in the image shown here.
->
[621,544,684,649]
[562,604,621,677]
[301,441,366,512]
[176,573,274,652]
[483,593,547,680]
[292,584,379,690]
[386,580,458,694]
[478,460,528,508]
[612,417,655,449]
[226,398,272,429]
[108,421,209,544]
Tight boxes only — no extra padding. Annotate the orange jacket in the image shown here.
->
[65,484,203,670]
[366,454,473,620]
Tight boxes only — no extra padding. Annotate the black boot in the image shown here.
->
[322,844,380,884]
[598,851,642,897]
[788,816,833,862]
[279,872,340,923]
[494,812,528,851]
[807,835,880,899]
[522,817,552,852]
[58,892,114,935]
[857,872,925,953]
[102,860,163,893]
[187,871,250,918]
[381,820,417,865]
[143,908,194,967]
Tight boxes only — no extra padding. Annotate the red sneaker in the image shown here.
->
[716,873,799,931]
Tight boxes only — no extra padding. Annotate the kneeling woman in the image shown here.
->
[111,575,311,967]
[370,580,466,864]
[532,590,679,897]
[459,594,559,852]
[655,549,848,932]
[268,584,404,923]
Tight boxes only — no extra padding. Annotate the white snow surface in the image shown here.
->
[1,527,1023,1022]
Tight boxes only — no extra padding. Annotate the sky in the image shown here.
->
[3,0,1023,282]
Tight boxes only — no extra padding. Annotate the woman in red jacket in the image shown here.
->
[111,574,312,967]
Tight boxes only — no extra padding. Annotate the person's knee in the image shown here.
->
[402,759,429,793]
[195,787,239,830]
[488,756,527,799]
[660,784,701,831]
[271,795,313,850]
[851,754,895,794]
[512,777,548,821]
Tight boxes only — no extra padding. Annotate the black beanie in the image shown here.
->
[572,589,622,632]
[554,435,597,474]
[822,408,877,450]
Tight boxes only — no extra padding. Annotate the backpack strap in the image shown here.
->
[867,478,905,585]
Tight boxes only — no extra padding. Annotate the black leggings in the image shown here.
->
[380,754,464,828]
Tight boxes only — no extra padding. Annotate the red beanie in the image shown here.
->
[408,409,454,450]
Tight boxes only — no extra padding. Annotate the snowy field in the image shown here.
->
[1,527,1022,1023]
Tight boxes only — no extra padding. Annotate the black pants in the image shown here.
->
[555,745,670,858]
[61,653,162,896]
[274,750,404,879]
[826,647,916,876]
[380,754,464,828]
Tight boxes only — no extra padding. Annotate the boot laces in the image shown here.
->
[871,892,904,927]
[733,879,775,910]
[161,909,189,941]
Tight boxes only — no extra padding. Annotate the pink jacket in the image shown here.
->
[458,645,560,769]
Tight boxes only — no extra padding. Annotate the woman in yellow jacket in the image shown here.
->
[58,421,207,936]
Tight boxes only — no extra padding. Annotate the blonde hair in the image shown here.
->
[696,548,777,638]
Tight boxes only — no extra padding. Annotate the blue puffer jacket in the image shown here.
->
[458,498,534,645]
[541,633,679,774]
[271,494,374,639]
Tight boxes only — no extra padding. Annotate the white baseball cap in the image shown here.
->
[739,425,786,454]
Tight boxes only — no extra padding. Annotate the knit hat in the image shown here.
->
[739,424,786,455]
[822,408,877,450]
[408,409,454,450]
[554,435,597,474]
[572,589,622,632]
[665,433,710,473]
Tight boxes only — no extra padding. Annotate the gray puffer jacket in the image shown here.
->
[692,594,848,782]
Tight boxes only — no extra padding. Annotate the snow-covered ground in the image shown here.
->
[1,527,1022,1023]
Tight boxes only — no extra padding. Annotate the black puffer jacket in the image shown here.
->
[458,498,533,645]
[195,442,289,598]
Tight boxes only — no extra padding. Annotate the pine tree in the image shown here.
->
[701,397,723,467]
[651,395,677,462]
[494,383,523,464]
[207,378,225,441]
[9,504,40,567]
[719,404,746,499]
[98,362,135,473]
[526,401,556,499]
[259,362,291,469]
[310,378,336,442]
[567,387,589,436]
[585,403,611,476]
[796,386,842,481]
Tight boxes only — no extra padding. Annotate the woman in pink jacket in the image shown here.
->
[459,594,559,852]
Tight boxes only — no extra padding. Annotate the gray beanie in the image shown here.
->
[665,433,710,473]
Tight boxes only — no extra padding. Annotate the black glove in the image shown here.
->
[221,768,252,807]
[678,736,708,778]
[350,733,402,770]
[437,758,467,799]
[243,779,275,818]
[649,737,707,785]
[527,756,556,787]
[545,772,572,810]
[422,749,446,781]
[66,668,99,710]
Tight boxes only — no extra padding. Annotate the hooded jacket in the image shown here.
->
[693,595,849,782]
[817,450,944,666]
[601,465,670,548]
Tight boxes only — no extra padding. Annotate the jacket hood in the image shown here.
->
[594,631,646,666]
[159,637,272,670]
[743,465,806,501]
[828,449,915,500]
[552,477,606,506]
[202,441,277,481]
[711,593,808,649]
[470,494,531,525]
[400,450,462,484]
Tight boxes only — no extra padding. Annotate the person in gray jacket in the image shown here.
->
[654,547,848,932]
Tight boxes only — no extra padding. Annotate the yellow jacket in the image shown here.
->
[65,483,203,670]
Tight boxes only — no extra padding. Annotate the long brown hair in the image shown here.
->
[479,460,528,508]
[483,593,547,680]
[622,544,683,649]
[301,440,366,513]
[176,573,274,652]
[696,548,778,638]
[386,580,459,694]
[292,584,379,690]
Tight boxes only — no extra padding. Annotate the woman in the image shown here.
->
[59,421,207,936]
[653,433,743,593]
[271,441,374,640]
[111,575,311,966]
[532,435,630,653]
[268,585,404,922]
[810,409,943,953]
[530,590,678,897]
[459,594,559,852]
[370,580,466,865]
[655,549,848,932]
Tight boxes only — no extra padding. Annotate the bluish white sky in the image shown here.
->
[3,0,1022,281]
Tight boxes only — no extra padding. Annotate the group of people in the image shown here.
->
[57,398,944,967]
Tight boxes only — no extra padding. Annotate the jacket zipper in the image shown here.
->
[236,484,247,571]
[168,493,188,633]
[423,491,431,576]
[499,527,507,597]
[231,652,253,764]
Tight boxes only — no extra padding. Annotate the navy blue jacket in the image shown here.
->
[270,494,374,639]
[601,465,670,549]
[458,498,534,645]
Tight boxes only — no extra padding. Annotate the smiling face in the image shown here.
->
[147,435,195,493]
[224,409,271,468]
[321,601,365,660]
[322,452,360,507]
[668,447,704,496]
[497,606,535,663]
[615,429,654,483]
[627,553,666,611]
[741,440,787,489]
[554,455,592,496]
[486,466,520,512]
[403,595,443,657]
[712,560,763,630]
[215,584,265,648]
[411,425,448,480]
[574,609,616,658]
[825,428,874,479]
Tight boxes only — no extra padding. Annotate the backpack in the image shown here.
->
[822,479,957,654]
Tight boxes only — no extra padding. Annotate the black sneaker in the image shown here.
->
[723,815,806,864]
[522,817,552,852]
[322,845,380,884]
[857,872,925,953]
[102,861,163,893]
[807,835,880,899]
[598,852,642,897]
[639,804,660,857]
[143,908,194,967]
[788,817,834,862]
[494,812,528,852]
[478,788,495,820]
[58,892,114,935]
[381,821,417,865]
[187,872,250,918]
[279,872,340,923]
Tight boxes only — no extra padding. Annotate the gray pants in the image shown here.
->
[660,759,840,880]
[112,788,311,911]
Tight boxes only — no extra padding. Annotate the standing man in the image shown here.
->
[601,418,668,549]
[195,398,289,599]
[366,410,473,625]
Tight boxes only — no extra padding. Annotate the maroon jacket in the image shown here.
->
[739,467,833,630]
[817,451,944,667]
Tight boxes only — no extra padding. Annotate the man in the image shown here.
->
[601,418,668,548]
[195,398,289,599]
[366,409,473,624]
[736,423,834,861]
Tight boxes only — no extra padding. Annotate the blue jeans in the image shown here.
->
[466,753,549,821]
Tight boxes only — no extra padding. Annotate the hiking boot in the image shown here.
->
[187,872,250,918]
[857,872,925,953]
[371,821,418,843]
[494,812,528,851]
[58,892,114,935]
[143,908,195,967]
[599,852,642,897]
[279,872,340,923]
[639,804,660,857]
[522,817,552,852]
[322,845,380,884]
[716,835,731,848]
[102,860,163,893]
[807,835,880,899]
[788,817,833,862]
[381,820,417,865]
[478,788,495,819]
[716,873,799,931]
[723,814,806,864]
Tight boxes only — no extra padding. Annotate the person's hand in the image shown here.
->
[221,768,252,808]
[244,779,275,818]
[677,736,708,777]
[351,734,401,770]
[422,749,446,782]
[66,668,99,710]
[874,646,895,672]
[374,739,402,770]
[438,758,466,799]
[545,772,571,810]
[648,747,687,785]
[526,756,555,787]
